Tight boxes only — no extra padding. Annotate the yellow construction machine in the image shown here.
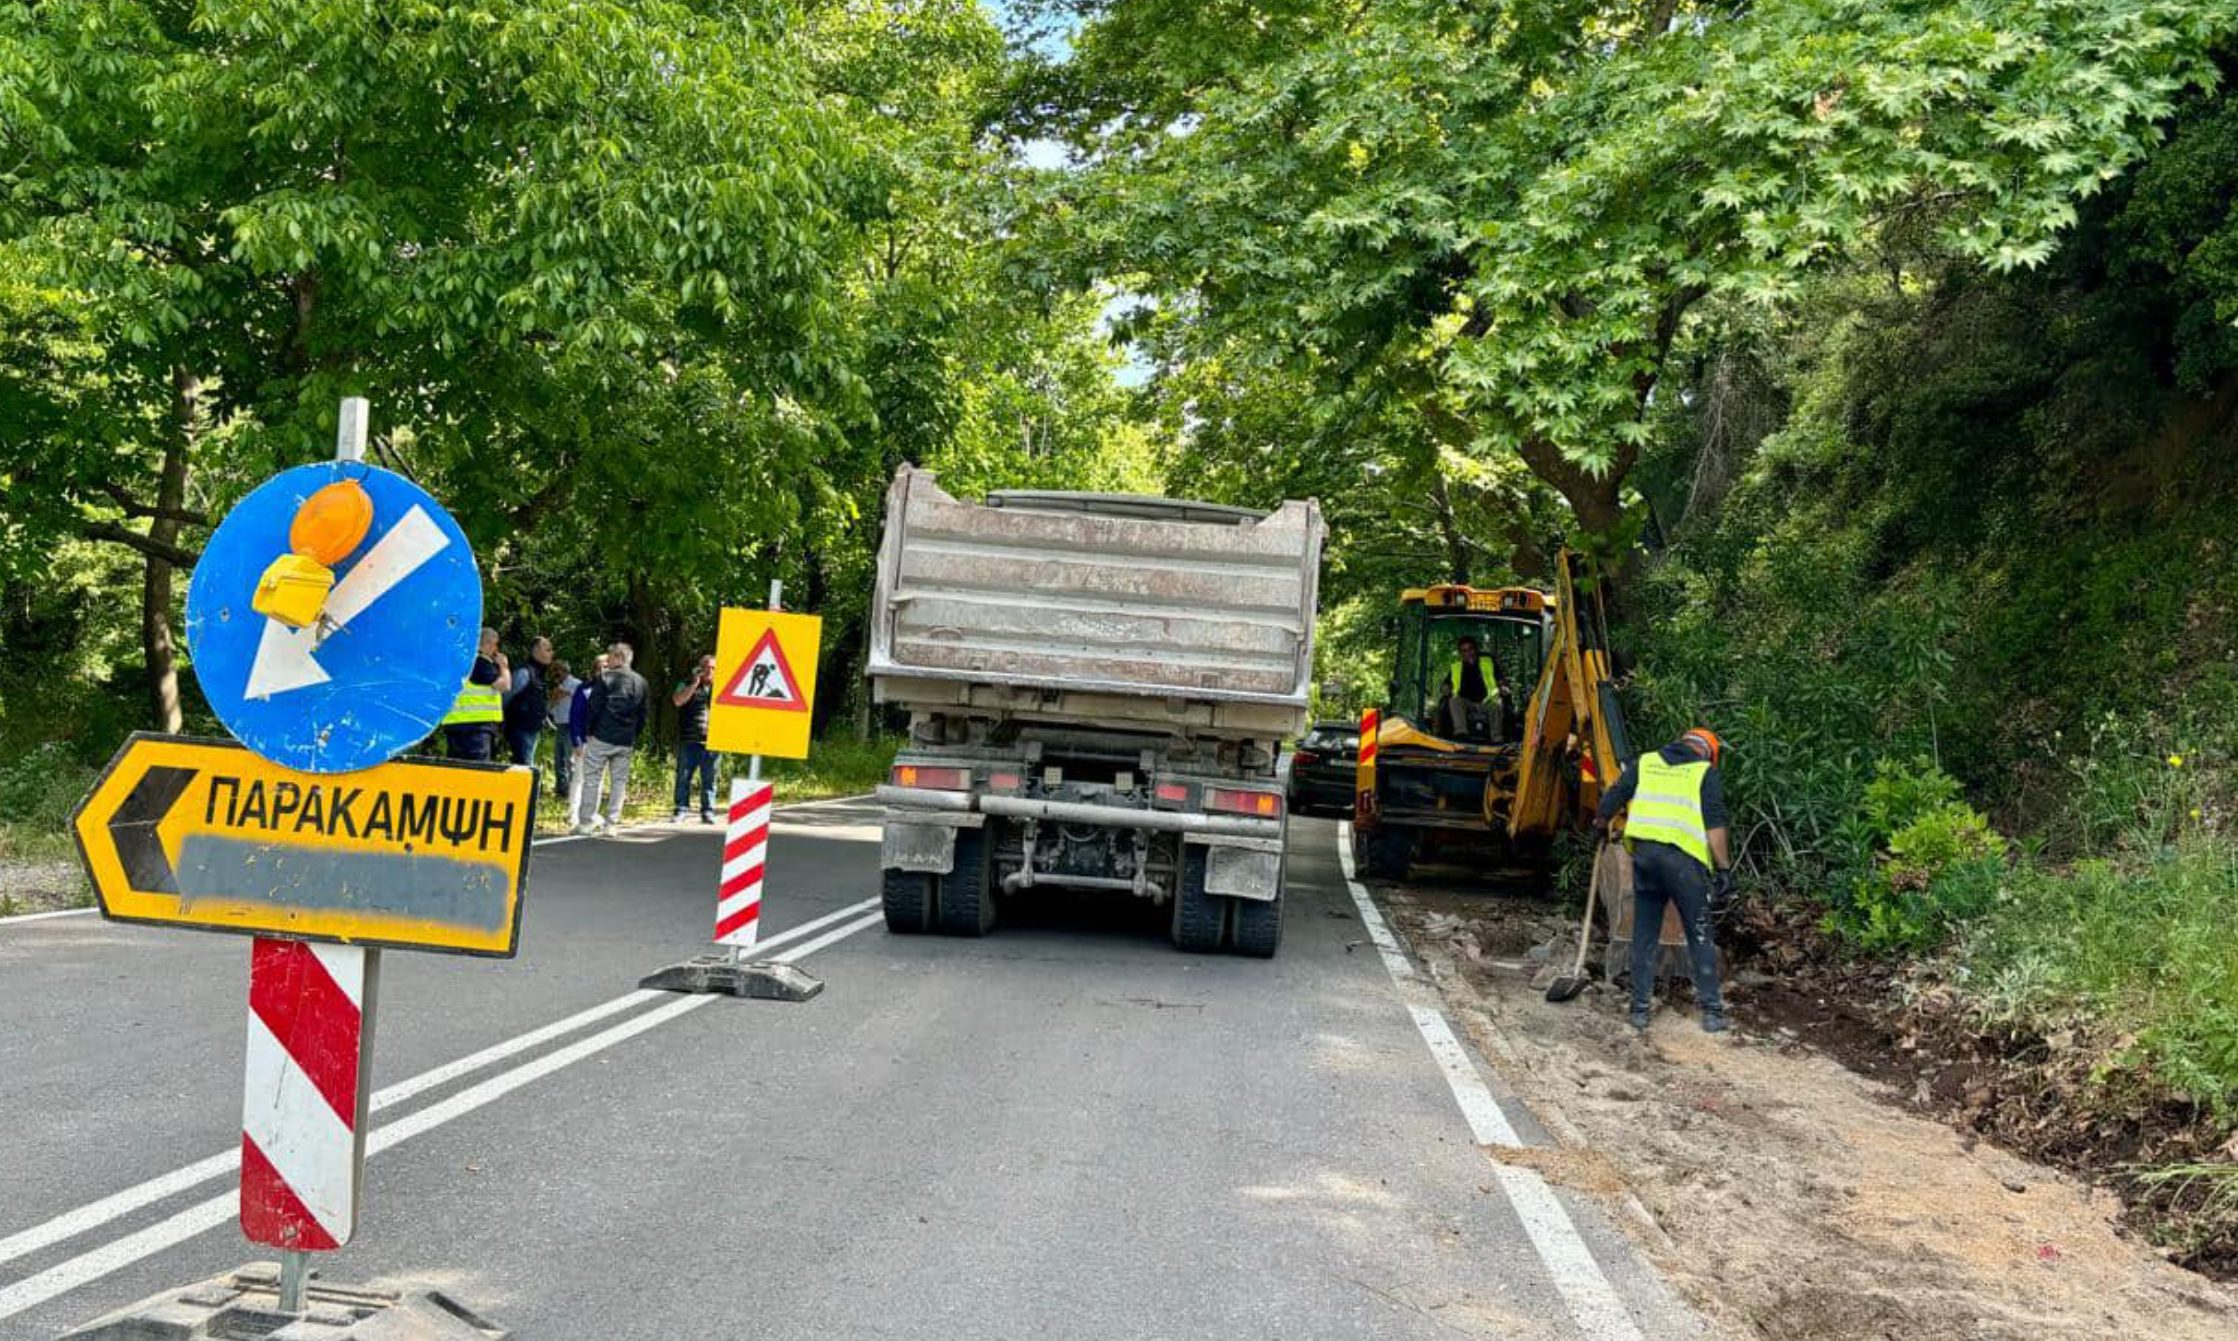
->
[1351,550,1630,879]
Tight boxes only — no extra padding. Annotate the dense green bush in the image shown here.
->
[1829,760,2008,953]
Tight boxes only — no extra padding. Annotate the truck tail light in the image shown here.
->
[1206,787,1283,819]
[987,771,1022,794]
[1153,782,1190,807]
[892,764,971,792]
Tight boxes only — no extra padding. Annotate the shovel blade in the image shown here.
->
[1544,974,1589,1003]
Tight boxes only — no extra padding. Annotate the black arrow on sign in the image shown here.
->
[111,765,196,894]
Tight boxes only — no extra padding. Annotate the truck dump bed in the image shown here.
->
[868,468,1324,739]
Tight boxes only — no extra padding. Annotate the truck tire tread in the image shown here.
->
[882,867,935,934]
[1171,846,1229,953]
[936,825,996,937]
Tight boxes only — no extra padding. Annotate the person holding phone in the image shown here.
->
[671,652,719,824]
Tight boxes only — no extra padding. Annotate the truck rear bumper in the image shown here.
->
[978,794,1283,841]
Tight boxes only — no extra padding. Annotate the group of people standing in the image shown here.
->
[440,632,724,835]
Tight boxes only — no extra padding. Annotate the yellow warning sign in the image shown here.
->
[73,733,534,956]
[708,607,822,759]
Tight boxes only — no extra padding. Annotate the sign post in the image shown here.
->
[640,583,824,1001]
[64,399,528,1338]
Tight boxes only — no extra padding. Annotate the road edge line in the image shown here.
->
[0,906,97,927]
[1335,822,1646,1341]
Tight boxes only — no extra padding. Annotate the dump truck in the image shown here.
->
[1352,550,1630,880]
[867,467,1325,957]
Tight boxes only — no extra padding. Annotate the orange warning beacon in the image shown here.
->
[251,478,374,628]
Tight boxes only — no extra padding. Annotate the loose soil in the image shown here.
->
[1379,872,2238,1341]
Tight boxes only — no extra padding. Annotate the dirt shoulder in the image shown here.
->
[1380,880,2238,1341]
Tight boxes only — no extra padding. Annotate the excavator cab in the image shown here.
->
[1389,588,1548,746]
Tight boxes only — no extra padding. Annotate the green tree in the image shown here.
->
[0,0,868,729]
[1018,0,2236,554]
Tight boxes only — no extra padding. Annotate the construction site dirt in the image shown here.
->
[1377,870,2238,1341]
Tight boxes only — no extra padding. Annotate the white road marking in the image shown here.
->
[0,897,886,1325]
[1335,822,1645,1341]
[0,906,96,927]
[244,504,450,699]
[0,898,878,1275]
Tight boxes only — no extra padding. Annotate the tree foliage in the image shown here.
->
[1017,0,2237,547]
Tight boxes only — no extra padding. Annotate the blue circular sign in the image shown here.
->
[186,462,482,774]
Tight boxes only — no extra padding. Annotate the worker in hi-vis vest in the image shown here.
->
[1438,635,1501,739]
[440,627,506,762]
[1592,727,1734,1034]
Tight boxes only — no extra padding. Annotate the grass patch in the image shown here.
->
[1966,838,2238,1117]
[534,732,895,827]
[0,741,96,864]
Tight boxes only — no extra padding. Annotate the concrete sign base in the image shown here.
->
[639,955,825,1001]
[58,1263,505,1340]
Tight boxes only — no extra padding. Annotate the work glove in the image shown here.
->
[1709,869,1735,921]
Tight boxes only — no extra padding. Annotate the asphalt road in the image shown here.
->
[0,799,1705,1339]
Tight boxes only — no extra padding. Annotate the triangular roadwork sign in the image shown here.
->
[717,628,807,713]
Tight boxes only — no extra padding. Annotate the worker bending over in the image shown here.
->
[1593,727,1733,1034]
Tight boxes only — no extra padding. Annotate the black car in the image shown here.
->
[1286,721,1361,818]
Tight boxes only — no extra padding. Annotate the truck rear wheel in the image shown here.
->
[1171,846,1230,953]
[1229,889,1283,958]
[936,825,996,937]
[882,868,935,934]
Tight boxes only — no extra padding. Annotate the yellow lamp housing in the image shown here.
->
[252,552,336,629]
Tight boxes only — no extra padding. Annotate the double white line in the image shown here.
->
[0,898,882,1325]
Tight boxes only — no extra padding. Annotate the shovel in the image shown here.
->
[1545,841,1614,1003]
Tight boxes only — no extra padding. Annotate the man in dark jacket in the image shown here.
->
[572,642,650,835]
[1593,727,1734,1034]
[671,653,718,824]
[503,636,554,814]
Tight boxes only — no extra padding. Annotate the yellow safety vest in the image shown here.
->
[1446,660,1491,699]
[441,679,503,727]
[1624,753,1712,869]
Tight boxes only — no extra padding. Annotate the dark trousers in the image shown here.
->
[444,724,495,761]
[1629,840,1725,1015]
[673,740,717,817]
[507,727,543,813]
[552,733,574,800]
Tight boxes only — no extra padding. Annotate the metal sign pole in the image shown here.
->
[271,397,374,1313]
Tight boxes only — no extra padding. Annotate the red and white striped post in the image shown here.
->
[715,578,782,963]
[242,939,376,1262]
[715,780,773,950]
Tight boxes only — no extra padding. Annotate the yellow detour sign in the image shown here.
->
[73,733,534,957]
[708,607,822,759]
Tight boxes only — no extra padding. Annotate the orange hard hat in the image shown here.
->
[1682,727,1723,765]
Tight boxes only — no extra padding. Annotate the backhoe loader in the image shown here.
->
[1351,550,1631,879]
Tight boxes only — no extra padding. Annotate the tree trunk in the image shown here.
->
[1517,435,1629,539]
[1426,470,1471,585]
[144,369,198,733]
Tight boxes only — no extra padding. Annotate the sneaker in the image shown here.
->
[1627,1007,1651,1032]
[1701,1010,1732,1035]
[700,813,718,826]
[672,810,690,825]
[571,822,596,837]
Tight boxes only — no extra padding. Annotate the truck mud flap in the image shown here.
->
[1189,834,1284,902]
[882,810,986,874]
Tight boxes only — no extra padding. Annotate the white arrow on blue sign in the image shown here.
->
[186,462,482,774]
